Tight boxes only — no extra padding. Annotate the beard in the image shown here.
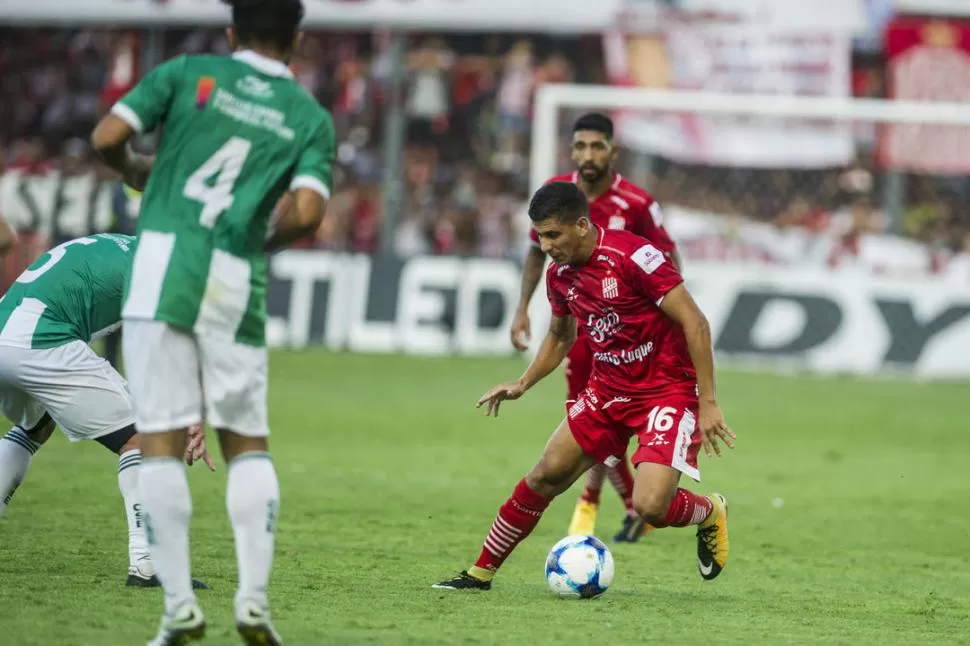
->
[578,163,608,183]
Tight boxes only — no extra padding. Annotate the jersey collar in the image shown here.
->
[232,50,294,79]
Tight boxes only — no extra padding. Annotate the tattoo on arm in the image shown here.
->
[549,315,574,339]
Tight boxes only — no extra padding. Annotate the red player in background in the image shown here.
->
[510,113,682,542]
[435,181,733,591]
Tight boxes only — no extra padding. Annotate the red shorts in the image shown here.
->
[565,382,702,481]
[564,335,593,400]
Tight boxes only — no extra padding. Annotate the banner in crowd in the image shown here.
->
[267,250,970,379]
[605,9,855,168]
[881,18,970,173]
[0,0,624,31]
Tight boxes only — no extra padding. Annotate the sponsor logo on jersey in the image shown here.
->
[593,341,654,366]
[196,76,216,110]
[631,243,666,274]
[236,75,274,99]
[587,308,621,344]
[608,214,626,230]
[602,276,618,299]
[566,287,578,302]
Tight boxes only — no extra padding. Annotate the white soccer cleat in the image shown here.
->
[236,599,283,645]
[146,602,206,646]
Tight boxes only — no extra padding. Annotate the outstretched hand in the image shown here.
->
[698,401,736,458]
[476,381,526,418]
[184,423,216,471]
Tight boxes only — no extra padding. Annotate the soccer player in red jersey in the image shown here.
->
[435,182,734,591]
[510,113,682,542]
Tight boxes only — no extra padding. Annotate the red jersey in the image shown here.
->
[530,172,676,258]
[546,228,695,398]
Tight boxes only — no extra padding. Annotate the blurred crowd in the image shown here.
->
[1,27,969,266]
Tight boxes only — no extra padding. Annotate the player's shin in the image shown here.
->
[0,427,40,516]
[470,479,552,580]
[226,451,279,613]
[140,457,196,614]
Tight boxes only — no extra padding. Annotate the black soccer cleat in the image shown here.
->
[126,569,209,590]
[613,515,652,543]
[432,570,492,591]
[614,513,656,543]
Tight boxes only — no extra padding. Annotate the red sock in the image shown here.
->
[653,488,713,528]
[580,464,606,505]
[474,479,551,572]
[607,460,636,515]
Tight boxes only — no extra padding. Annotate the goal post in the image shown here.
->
[526,85,970,379]
[530,84,970,192]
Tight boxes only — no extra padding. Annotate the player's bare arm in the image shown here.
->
[90,115,154,190]
[265,188,327,252]
[659,284,736,457]
[0,216,17,256]
[670,247,684,272]
[510,245,546,351]
[478,313,576,417]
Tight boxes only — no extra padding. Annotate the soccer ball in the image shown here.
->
[544,534,615,599]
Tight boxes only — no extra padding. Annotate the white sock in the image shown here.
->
[0,427,40,517]
[227,452,280,613]
[117,449,151,568]
[140,457,195,615]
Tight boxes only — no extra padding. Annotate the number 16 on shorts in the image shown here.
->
[634,400,701,481]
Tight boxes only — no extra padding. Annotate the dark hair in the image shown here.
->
[528,182,589,224]
[572,112,613,139]
[223,0,305,53]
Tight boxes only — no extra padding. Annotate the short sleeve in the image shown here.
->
[631,200,677,257]
[545,266,570,318]
[111,56,187,134]
[289,111,336,199]
[628,242,683,305]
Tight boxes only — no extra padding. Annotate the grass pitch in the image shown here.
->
[1,350,968,645]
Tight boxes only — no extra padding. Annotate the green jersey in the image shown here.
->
[0,234,135,349]
[112,50,336,346]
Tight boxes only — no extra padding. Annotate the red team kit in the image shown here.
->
[534,173,695,475]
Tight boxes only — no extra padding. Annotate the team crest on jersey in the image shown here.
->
[196,77,216,110]
[602,276,618,299]
[608,214,626,230]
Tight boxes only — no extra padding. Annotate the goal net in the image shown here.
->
[527,86,970,379]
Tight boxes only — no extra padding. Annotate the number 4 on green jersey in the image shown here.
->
[111,51,335,346]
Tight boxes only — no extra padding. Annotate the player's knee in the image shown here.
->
[216,428,267,462]
[525,460,574,498]
[633,490,671,526]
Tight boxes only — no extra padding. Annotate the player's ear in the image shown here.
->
[292,31,305,58]
[609,139,619,162]
[225,27,238,52]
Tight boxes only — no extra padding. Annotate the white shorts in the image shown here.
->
[0,341,135,441]
[122,319,269,437]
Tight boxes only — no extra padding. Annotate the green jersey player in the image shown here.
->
[0,234,211,589]
[91,1,333,644]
